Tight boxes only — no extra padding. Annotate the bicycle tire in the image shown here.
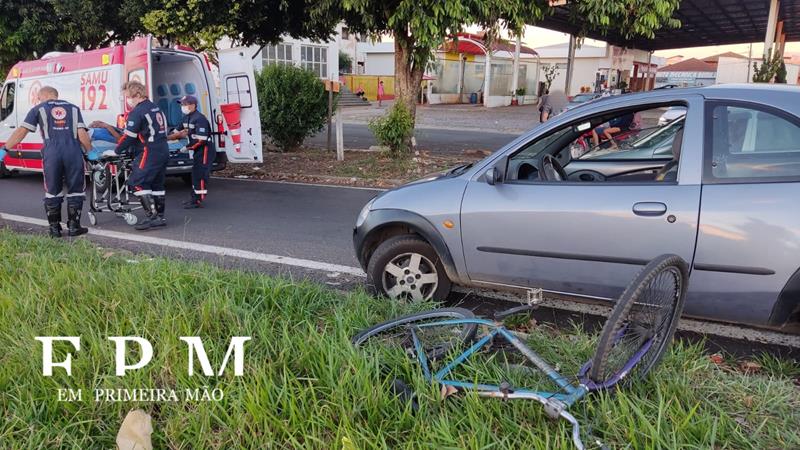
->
[352,307,478,360]
[589,254,689,385]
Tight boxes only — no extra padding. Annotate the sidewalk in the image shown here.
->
[341,101,541,134]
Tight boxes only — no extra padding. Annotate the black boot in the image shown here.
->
[44,204,62,238]
[152,196,166,227]
[67,204,88,237]
[135,194,158,231]
[182,193,202,209]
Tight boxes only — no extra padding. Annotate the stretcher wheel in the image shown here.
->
[123,213,138,226]
[87,211,97,226]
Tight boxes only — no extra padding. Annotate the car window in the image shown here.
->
[708,104,800,181]
[0,82,14,121]
[577,107,685,161]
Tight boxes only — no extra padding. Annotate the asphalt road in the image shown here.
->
[308,123,521,154]
[0,172,376,269]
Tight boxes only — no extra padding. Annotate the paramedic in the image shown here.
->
[167,95,213,209]
[0,86,92,237]
[114,80,169,230]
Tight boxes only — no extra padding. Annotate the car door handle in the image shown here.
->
[632,202,667,216]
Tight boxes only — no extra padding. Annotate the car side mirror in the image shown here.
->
[484,167,501,185]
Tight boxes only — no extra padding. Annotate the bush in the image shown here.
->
[368,102,414,158]
[256,64,334,151]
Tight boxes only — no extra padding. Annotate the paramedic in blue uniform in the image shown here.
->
[167,95,213,209]
[114,80,169,230]
[0,86,92,237]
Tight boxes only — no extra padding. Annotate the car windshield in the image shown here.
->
[578,117,685,160]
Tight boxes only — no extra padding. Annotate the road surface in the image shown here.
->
[308,123,521,154]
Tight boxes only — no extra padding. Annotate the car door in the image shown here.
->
[459,95,704,300]
[690,100,800,326]
[218,48,264,163]
[0,80,21,168]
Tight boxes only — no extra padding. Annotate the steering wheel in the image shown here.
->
[540,154,568,181]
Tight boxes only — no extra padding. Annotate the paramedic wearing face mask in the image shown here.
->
[167,95,213,209]
[114,81,170,230]
[1,86,92,237]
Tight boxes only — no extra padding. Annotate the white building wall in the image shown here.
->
[538,58,605,93]
[363,53,394,75]
[219,34,339,80]
[715,57,752,84]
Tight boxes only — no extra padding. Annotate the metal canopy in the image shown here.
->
[540,0,800,50]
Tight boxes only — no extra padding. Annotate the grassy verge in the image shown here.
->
[0,231,798,449]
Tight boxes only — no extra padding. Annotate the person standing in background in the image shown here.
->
[538,89,552,122]
[167,95,214,209]
[377,80,385,107]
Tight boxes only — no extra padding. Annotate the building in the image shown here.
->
[428,33,541,107]
[219,27,341,81]
[535,43,663,93]
[655,58,717,87]
[356,42,395,76]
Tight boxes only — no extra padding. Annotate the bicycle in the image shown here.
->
[353,254,689,449]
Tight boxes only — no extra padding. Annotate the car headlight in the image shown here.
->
[356,198,376,228]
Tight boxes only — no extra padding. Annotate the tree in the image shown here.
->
[339,51,353,74]
[320,0,681,131]
[753,49,784,83]
[541,64,560,91]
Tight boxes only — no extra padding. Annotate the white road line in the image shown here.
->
[0,212,367,277]
[212,176,387,192]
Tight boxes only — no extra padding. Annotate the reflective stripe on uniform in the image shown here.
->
[144,114,155,142]
[190,134,209,141]
[21,122,37,132]
[38,108,49,139]
[152,190,166,196]
[133,189,153,196]
[45,192,65,198]
[124,129,137,137]
[65,192,85,197]
[193,190,208,194]
[71,107,79,139]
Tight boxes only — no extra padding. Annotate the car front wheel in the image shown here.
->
[366,235,452,302]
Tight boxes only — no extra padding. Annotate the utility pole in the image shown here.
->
[746,43,753,83]
[564,34,576,96]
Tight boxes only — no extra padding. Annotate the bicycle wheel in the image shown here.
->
[589,254,689,386]
[352,308,478,361]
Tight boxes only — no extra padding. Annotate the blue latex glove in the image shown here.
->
[0,146,6,163]
[86,148,102,161]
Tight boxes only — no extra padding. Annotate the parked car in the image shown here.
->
[354,84,800,331]
[557,92,602,115]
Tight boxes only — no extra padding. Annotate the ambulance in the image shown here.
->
[0,36,262,179]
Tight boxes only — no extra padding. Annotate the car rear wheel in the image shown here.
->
[366,235,451,302]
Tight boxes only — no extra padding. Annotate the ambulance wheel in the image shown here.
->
[123,213,138,226]
[180,173,193,186]
[88,211,97,226]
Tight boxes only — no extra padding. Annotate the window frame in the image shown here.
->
[503,101,687,187]
[0,81,15,121]
[300,44,328,78]
[225,75,253,109]
[702,99,800,185]
[263,43,293,67]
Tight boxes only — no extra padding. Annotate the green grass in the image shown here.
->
[0,230,798,449]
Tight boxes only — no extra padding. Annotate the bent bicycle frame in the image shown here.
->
[411,318,648,450]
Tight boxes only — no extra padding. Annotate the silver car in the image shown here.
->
[354,84,800,331]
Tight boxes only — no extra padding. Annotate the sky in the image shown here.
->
[513,25,800,60]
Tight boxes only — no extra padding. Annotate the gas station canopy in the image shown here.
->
[541,0,800,50]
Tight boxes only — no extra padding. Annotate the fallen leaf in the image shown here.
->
[709,354,724,365]
[440,384,458,400]
[740,361,762,373]
[742,395,754,408]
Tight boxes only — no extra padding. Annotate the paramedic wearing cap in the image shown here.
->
[115,80,169,230]
[167,95,213,209]
[2,86,92,237]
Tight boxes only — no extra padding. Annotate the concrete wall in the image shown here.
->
[715,57,752,84]
[538,58,604,92]
[363,53,394,76]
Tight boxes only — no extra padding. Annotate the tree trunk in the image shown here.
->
[394,38,424,122]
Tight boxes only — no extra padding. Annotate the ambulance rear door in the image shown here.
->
[124,36,154,112]
[218,47,263,163]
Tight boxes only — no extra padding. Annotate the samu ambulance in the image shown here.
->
[0,36,262,179]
